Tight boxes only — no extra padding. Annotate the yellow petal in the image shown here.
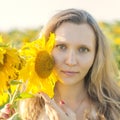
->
[0,35,3,42]
[46,33,55,52]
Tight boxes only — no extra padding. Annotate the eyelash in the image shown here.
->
[55,44,89,53]
[55,44,66,50]
[78,47,89,53]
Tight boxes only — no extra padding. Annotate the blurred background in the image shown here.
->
[0,0,120,108]
[0,0,120,70]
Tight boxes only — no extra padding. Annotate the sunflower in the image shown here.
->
[0,36,21,94]
[0,93,8,106]
[19,33,57,98]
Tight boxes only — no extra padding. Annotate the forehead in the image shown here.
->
[55,23,96,46]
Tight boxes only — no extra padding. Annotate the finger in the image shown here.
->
[1,108,11,115]
[11,108,15,115]
[1,106,14,115]
[0,112,10,119]
[4,104,11,109]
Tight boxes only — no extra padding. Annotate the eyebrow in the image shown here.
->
[55,34,95,47]
[55,40,94,49]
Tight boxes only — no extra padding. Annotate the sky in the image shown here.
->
[0,0,120,31]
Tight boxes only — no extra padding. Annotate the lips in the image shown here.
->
[61,70,79,76]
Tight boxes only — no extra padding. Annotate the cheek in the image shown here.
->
[53,55,63,66]
[79,55,94,70]
[82,57,94,65]
[52,52,62,66]
[52,51,64,64]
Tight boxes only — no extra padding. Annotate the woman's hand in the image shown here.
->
[0,103,15,120]
[37,92,76,120]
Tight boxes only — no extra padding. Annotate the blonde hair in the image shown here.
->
[42,8,120,120]
[19,96,45,120]
[20,9,120,120]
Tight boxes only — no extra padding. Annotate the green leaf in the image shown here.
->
[10,80,22,85]
[15,92,33,100]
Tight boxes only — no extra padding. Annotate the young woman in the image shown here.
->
[1,8,120,120]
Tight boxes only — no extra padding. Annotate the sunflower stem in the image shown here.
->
[10,84,20,105]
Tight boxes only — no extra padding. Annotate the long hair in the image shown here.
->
[42,8,120,120]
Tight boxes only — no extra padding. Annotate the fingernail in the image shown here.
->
[59,100,65,105]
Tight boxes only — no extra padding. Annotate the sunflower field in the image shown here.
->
[0,21,120,119]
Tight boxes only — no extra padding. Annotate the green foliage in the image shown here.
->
[15,92,33,101]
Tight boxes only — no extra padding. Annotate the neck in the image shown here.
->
[54,80,87,107]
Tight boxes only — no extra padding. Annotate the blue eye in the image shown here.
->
[56,44,66,50]
[79,47,89,53]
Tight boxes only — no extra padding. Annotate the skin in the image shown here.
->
[52,23,96,113]
[52,22,96,85]
[39,22,96,120]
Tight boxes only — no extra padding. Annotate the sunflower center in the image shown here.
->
[35,51,54,78]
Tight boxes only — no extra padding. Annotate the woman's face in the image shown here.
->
[52,22,96,85]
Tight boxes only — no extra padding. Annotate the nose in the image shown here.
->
[65,50,78,66]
